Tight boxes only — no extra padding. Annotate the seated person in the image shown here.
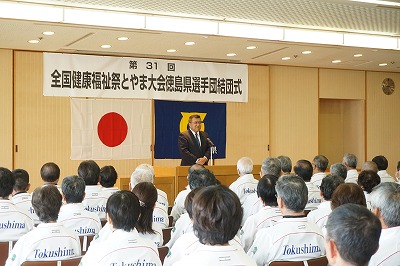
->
[99,165,119,199]
[80,190,161,265]
[78,160,107,220]
[294,160,322,211]
[331,183,367,210]
[40,162,62,192]
[248,175,325,264]
[372,155,394,183]
[240,175,283,252]
[310,155,329,189]
[6,185,81,265]
[325,204,381,266]
[11,168,40,224]
[369,182,400,265]
[229,157,258,205]
[173,185,256,266]
[58,175,101,236]
[308,174,344,231]
[0,167,34,241]
[357,170,380,210]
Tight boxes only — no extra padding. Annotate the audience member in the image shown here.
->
[230,157,258,204]
[6,185,80,265]
[308,175,344,231]
[325,204,381,266]
[80,190,161,265]
[240,175,282,252]
[294,160,322,210]
[361,161,378,173]
[329,163,347,180]
[248,175,325,264]
[0,167,34,241]
[372,155,395,183]
[58,175,101,236]
[357,170,380,210]
[277,155,292,174]
[395,161,400,183]
[78,160,107,220]
[310,155,329,188]
[40,162,61,192]
[369,182,400,265]
[11,168,39,224]
[99,165,119,199]
[174,185,256,266]
[331,183,366,209]
[342,153,358,183]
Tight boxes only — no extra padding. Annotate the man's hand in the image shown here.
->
[196,157,208,165]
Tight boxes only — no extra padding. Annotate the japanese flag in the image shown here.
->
[71,98,151,160]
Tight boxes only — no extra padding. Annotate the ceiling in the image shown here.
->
[1,0,399,72]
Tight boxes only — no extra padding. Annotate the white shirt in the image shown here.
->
[377,170,395,183]
[241,193,263,226]
[307,201,331,233]
[345,169,359,184]
[369,226,400,266]
[305,182,322,211]
[0,199,34,241]
[11,192,40,224]
[248,216,326,265]
[364,191,372,211]
[157,188,169,212]
[57,203,101,236]
[5,222,81,266]
[82,185,108,220]
[153,202,169,229]
[166,213,193,249]
[164,231,243,266]
[101,187,119,200]
[240,206,283,252]
[229,174,258,205]
[170,186,191,223]
[310,172,326,189]
[174,244,256,266]
[81,229,161,266]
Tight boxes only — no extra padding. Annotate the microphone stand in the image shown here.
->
[209,145,217,166]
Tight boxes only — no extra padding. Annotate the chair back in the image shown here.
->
[79,235,95,255]
[162,227,173,245]
[0,241,13,265]
[158,246,169,264]
[269,257,328,266]
[306,256,328,266]
[21,257,82,266]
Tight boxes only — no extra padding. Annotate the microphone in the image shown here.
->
[207,138,215,147]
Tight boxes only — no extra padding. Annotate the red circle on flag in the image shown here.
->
[97,112,128,147]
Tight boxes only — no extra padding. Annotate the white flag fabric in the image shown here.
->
[71,98,151,160]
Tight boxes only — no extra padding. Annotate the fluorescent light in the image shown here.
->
[185,42,195,45]
[28,40,40,44]
[344,33,397,49]
[43,31,55,36]
[247,46,257,50]
[117,37,129,41]
[64,9,145,29]
[0,2,62,22]
[379,63,388,66]
[350,0,400,7]
[167,49,177,53]
[101,44,111,48]
[284,29,343,45]
[332,60,341,63]
[302,51,312,54]
[146,16,218,35]
[227,53,236,56]
[282,57,291,60]
[354,54,363,57]
[219,22,283,40]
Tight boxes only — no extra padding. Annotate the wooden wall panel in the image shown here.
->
[366,71,400,176]
[270,66,319,163]
[319,69,365,99]
[0,49,13,169]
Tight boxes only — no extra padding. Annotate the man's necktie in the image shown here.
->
[195,133,201,147]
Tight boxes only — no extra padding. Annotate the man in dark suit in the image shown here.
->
[178,114,211,166]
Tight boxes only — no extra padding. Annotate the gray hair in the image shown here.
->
[237,157,253,175]
[330,163,347,179]
[61,175,86,203]
[261,157,281,177]
[276,174,308,212]
[277,155,292,173]
[370,182,400,227]
[343,153,358,169]
[312,155,329,171]
[130,164,154,187]
[361,161,378,173]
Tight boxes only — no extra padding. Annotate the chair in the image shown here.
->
[168,215,173,227]
[0,241,14,265]
[21,257,82,266]
[269,261,303,266]
[306,256,328,266]
[269,256,328,266]
[162,227,173,245]
[100,219,107,227]
[158,246,169,264]
[167,206,172,215]
[79,235,95,255]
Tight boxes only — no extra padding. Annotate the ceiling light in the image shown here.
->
[350,0,400,7]
[101,44,111,48]
[332,60,341,63]
[302,51,312,54]
[246,46,257,50]
[219,22,283,40]
[146,16,218,35]
[117,37,128,41]
[227,53,236,57]
[167,49,177,53]
[284,29,342,45]
[379,63,388,66]
[344,33,397,49]
[354,54,363,57]
[42,31,54,36]
[282,57,291,60]
[28,39,39,44]
[185,41,195,45]
[0,2,62,22]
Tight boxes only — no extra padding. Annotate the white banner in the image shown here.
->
[44,53,248,102]
[70,98,151,160]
